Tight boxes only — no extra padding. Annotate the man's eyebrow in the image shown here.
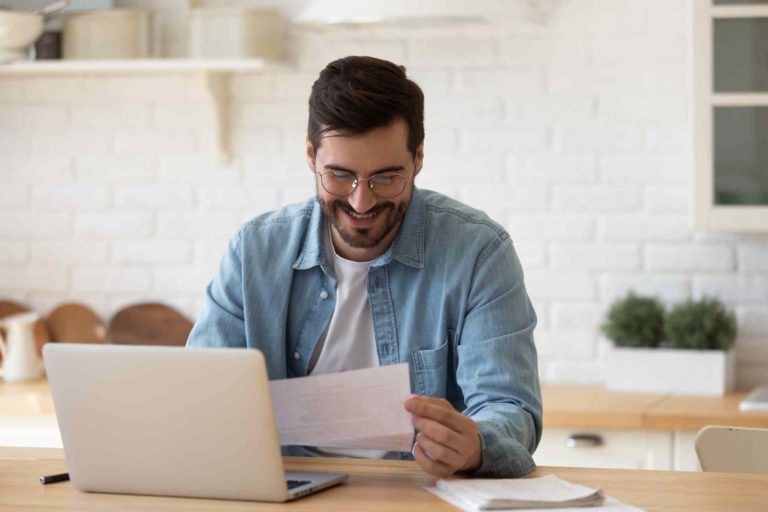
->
[324,164,406,175]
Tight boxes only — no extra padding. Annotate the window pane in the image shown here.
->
[713,18,768,92]
[714,107,768,205]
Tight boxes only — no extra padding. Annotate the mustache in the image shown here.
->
[332,201,393,216]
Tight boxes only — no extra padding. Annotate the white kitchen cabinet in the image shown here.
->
[536,428,706,471]
[693,0,768,231]
[0,416,61,448]
[673,431,701,471]
[535,428,673,470]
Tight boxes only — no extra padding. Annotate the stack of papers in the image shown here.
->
[427,475,645,512]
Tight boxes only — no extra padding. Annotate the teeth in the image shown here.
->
[347,210,377,219]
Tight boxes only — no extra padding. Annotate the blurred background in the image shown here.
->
[0,0,766,391]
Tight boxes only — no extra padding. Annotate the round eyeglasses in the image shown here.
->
[318,169,410,199]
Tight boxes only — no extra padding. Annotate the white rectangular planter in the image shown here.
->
[605,347,735,396]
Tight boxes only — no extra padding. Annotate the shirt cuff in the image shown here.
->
[466,420,537,478]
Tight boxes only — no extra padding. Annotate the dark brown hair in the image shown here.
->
[308,56,425,158]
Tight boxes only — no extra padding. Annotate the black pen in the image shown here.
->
[39,472,69,485]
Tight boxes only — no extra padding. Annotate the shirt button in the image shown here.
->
[319,290,328,299]
[293,351,301,361]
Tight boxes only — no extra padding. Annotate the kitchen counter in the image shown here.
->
[4,380,767,470]
[3,380,768,431]
[541,384,768,431]
[0,381,54,416]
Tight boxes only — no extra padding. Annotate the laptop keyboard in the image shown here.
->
[286,479,311,490]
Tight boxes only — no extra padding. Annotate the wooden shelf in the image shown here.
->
[0,58,283,161]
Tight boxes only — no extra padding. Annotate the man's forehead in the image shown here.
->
[317,128,409,157]
[318,118,409,140]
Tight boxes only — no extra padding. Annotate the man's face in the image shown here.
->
[306,118,423,262]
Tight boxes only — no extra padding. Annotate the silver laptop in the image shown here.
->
[43,343,348,502]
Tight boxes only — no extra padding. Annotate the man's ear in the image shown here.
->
[306,135,316,173]
[413,144,424,177]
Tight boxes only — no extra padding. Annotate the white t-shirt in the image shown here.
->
[307,226,387,459]
[308,234,379,375]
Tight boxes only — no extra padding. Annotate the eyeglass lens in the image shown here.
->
[321,171,407,198]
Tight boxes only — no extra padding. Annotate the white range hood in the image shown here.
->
[184,0,560,25]
[292,0,558,25]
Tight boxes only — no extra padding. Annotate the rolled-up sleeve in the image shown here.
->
[187,232,247,349]
[457,236,542,478]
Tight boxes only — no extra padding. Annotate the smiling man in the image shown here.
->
[187,56,542,478]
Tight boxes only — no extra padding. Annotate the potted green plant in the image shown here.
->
[602,294,737,396]
[601,293,665,349]
[664,298,737,351]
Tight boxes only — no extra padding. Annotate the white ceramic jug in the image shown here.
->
[0,312,42,382]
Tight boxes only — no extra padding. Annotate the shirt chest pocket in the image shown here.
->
[408,331,453,398]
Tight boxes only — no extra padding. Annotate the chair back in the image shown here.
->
[695,425,768,474]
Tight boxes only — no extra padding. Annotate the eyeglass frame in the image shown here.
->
[315,160,416,199]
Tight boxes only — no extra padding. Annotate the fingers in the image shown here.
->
[411,415,464,449]
[405,396,471,435]
[406,394,453,410]
[415,432,464,468]
[405,395,483,475]
[410,394,452,408]
[412,439,454,478]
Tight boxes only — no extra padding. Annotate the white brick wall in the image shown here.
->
[112,240,192,265]
[74,212,153,238]
[0,241,28,264]
[72,268,152,293]
[1,0,767,387]
[601,273,691,305]
[550,244,640,271]
[33,185,111,211]
[30,241,110,265]
[645,245,735,272]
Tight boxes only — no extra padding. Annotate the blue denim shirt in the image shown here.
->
[187,187,542,477]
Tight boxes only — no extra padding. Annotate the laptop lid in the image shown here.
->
[43,343,344,502]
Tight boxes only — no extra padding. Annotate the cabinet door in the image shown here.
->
[674,431,701,471]
[693,0,768,231]
[713,106,768,206]
[534,428,673,470]
[0,416,61,448]
[713,17,768,93]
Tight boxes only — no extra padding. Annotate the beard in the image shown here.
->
[319,197,408,250]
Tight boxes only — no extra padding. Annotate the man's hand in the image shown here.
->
[404,395,482,477]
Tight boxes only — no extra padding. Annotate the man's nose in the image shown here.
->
[347,180,377,212]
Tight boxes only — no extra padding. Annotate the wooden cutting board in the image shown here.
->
[108,303,193,346]
[0,300,52,358]
[45,303,106,344]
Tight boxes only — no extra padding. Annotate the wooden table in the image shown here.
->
[1,447,767,511]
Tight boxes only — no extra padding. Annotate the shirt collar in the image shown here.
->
[293,187,425,271]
